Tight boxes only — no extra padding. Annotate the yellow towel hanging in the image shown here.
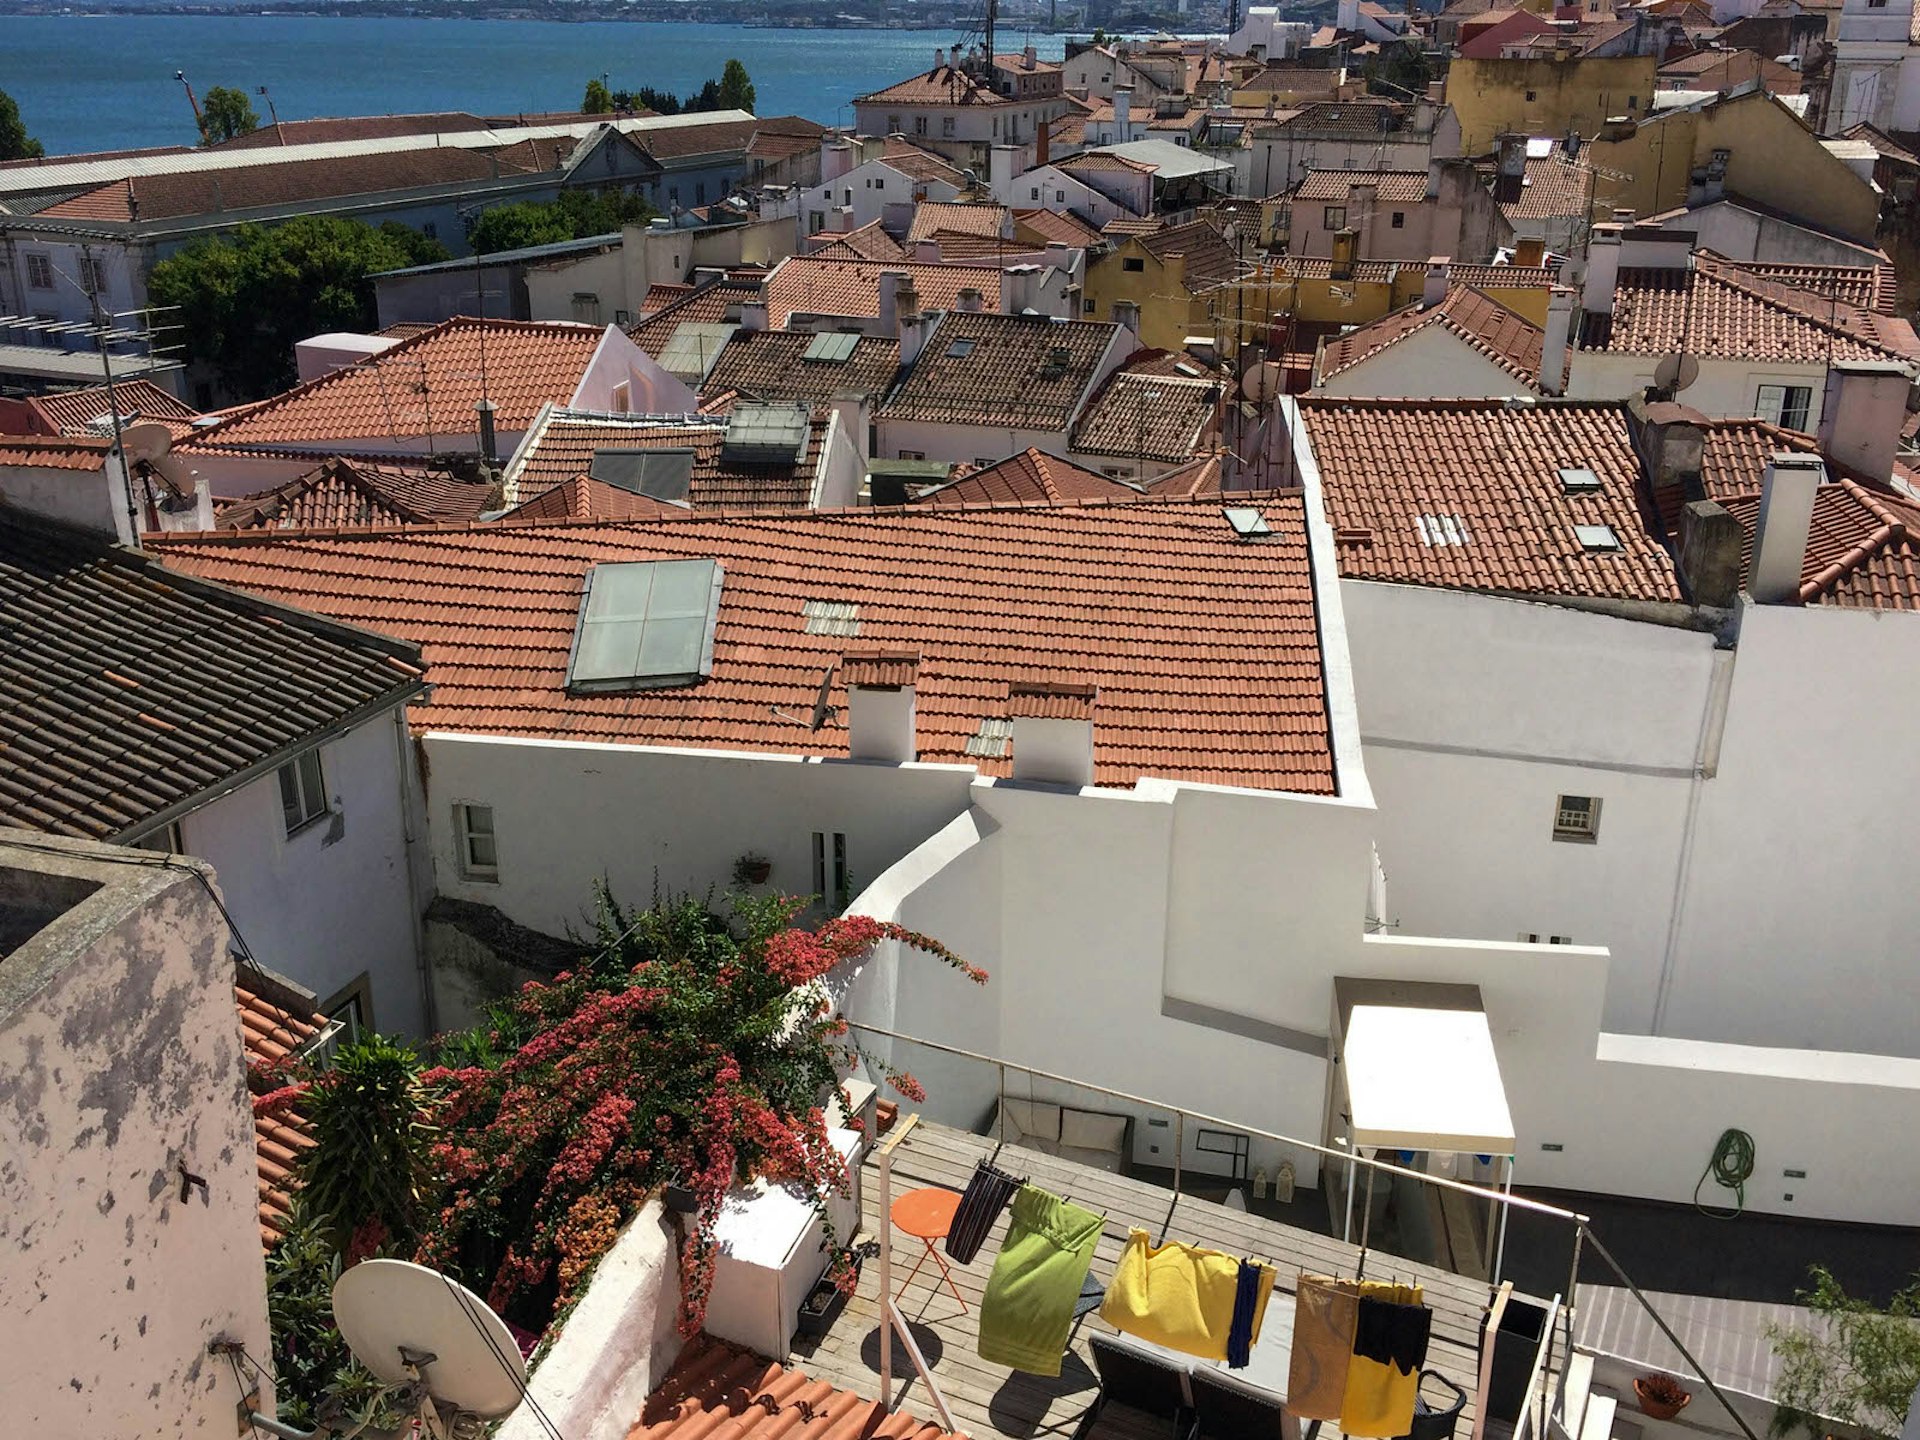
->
[1098,1229,1275,1363]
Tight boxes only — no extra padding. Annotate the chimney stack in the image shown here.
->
[1539,284,1574,394]
[897,281,932,366]
[1749,453,1824,604]
[1512,236,1546,269]
[956,286,985,312]
[1494,133,1527,203]
[1336,0,1360,29]
[1627,393,1707,517]
[475,397,499,465]
[1422,255,1451,308]
[1818,359,1911,483]
[1111,298,1142,336]
[844,652,919,762]
[1330,227,1358,281]
[1679,499,1745,609]
[1114,86,1133,142]
[1009,682,1097,787]
[913,238,942,262]
[878,270,905,335]
[1583,222,1623,315]
[739,301,768,334]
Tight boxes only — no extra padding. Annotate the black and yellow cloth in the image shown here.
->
[1341,1281,1428,1437]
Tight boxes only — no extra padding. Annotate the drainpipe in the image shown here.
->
[392,704,438,1038]
[1651,645,1735,1034]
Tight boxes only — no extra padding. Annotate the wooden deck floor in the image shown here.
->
[787,1119,1548,1440]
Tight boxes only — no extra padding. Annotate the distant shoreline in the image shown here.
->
[0,6,1062,24]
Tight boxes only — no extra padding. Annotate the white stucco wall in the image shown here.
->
[0,837,272,1437]
[1664,598,1920,1055]
[1314,324,1535,398]
[420,733,980,939]
[1641,202,1886,267]
[1566,349,1829,429]
[525,248,631,326]
[175,711,425,1033]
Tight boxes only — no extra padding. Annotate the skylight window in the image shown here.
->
[802,598,861,637]
[945,338,978,359]
[1574,524,1622,552]
[723,403,810,464]
[1558,466,1602,494]
[1416,514,1470,547]
[590,448,695,504]
[802,331,860,363]
[1224,506,1273,537]
[566,559,722,693]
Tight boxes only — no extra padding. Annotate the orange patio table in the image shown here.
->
[890,1186,966,1312]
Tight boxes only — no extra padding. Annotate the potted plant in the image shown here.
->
[797,1250,861,1337]
[732,852,772,886]
[1634,1373,1692,1421]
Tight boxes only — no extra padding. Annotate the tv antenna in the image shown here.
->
[771,664,841,730]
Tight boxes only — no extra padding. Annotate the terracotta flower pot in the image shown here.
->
[742,860,771,884]
[1635,1376,1691,1421]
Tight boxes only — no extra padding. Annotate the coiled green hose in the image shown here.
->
[1694,1128,1755,1218]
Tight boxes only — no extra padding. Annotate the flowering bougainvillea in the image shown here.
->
[409,885,983,1337]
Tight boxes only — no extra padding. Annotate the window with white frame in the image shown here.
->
[812,830,849,909]
[456,803,499,881]
[323,973,373,1046]
[26,254,54,290]
[277,750,328,836]
[1552,795,1601,843]
[1755,383,1812,431]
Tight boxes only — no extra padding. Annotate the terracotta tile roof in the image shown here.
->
[1294,169,1431,204]
[1579,256,1920,364]
[994,51,1064,73]
[808,220,912,263]
[1735,260,1897,315]
[880,136,970,187]
[841,650,920,687]
[502,473,692,522]
[187,317,604,451]
[503,406,826,510]
[632,1336,955,1440]
[919,230,1035,262]
[627,282,759,359]
[150,496,1340,794]
[236,970,328,1248]
[856,64,1012,107]
[1061,151,1158,177]
[765,258,1002,329]
[0,434,112,469]
[699,329,902,404]
[1318,288,1544,387]
[1264,256,1410,284]
[1451,261,1561,288]
[879,311,1119,429]
[1072,371,1220,461]
[1015,207,1107,249]
[1301,397,1686,603]
[32,147,548,224]
[746,126,825,164]
[635,117,782,162]
[1009,680,1097,719]
[1141,452,1227,496]
[1255,100,1418,141]
[210,111,494,150]
[217,458,497,531]
[1239,65,1344,94]
[17,379,199,438]
[1502,155,1593,221]
[1138,219,1239,292]
[375,321,436,340]
[1104,217,1167,238]
[0,506,425,840]
[908,202,1010,242]
[1719,476,1920,609]
[915,446,1143,504]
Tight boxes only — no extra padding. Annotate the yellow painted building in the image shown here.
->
[1447,53,1658,154]
[1084,226,1242,354]
[1586,89,1882,245]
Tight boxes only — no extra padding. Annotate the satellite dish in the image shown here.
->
[1240,360,1283,402]
[333,1259,527,1424]
[1653,352,1700,393]
[807,664,837,731]
[119,421,175,463]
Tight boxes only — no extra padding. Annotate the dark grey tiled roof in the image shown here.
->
[0,507,426,840]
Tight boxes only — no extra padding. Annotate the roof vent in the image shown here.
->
[1574,523,1622,552]
[723,402,810,464]
[590,447,696,504]
[566,559,723,693]
[802,598,861,636]
[1558,465,1601,494]
[1224,506,1273,538]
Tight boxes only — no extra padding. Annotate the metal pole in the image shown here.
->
[83,247,139,548]
[1562,1224,1586,1365]
[1492,1155,1514,1285]
[1343,1144,1357,1244]
[997,1061,1006,1144]
[1358,1157,1375,1275]
[1173,1110,1184,1198]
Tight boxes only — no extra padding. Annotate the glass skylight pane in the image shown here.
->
[647,558,717,617]
[638,615,706,676]
[573,618,646,681]
[585,563,654,621]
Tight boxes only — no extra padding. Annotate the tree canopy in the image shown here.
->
[582,77,614,115]
[198,85,260,146]
[469,188,659,254]
[603,61,756,117]
[147,216,447,397]
[0,89,44,161]
[1770,1267,1920,1440]
[718,59,756,114]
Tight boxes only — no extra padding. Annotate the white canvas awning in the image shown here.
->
[1344,1004,1516,1155]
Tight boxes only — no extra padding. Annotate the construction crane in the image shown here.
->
[175,70,202,127]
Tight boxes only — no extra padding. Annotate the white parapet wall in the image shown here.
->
[496,1197,684,1440]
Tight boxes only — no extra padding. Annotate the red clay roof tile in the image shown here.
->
[915,446,1141,504]
[765,258,1002,329]
[1317,288,1544,387]
[631,1336,954,1440]
[235,972,327,1249]
[218,458,497,530]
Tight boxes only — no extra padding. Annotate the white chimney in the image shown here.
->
[739,301,768,333]
[1024,42,1037,69]
[1009,682,1097,787]
[1422,256,1451,308]
[1583,223,1624,316]
[990,143,1020,199]
[956,287,985,312]
[913,238,942,262]
[1749,453,1824,604]
[1111,298,1141,338]
[1540,284,1574,394]
[844,652,919,762]
[898,285,933,367]
[1618,224,1694,270]
[1817,359,1911,483]
[936,47,946,68]
[1114,86,1133,142]
[878,270,906,335]
[821,140,856,183]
